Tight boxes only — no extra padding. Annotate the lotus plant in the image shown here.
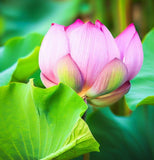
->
[39,19,143,107]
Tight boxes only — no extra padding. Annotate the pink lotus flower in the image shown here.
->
[39,19,143,107]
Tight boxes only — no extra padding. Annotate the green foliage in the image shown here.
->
[0,9,153,159]
[0,33,43,86]
[0,80,99,159]
[87,105,154,160]
[137,96,154,106]
[0,0,82,44]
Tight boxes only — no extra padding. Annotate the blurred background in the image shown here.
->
[0,0,153,45]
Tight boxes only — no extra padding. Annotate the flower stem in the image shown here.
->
[83,153,90,160]
[118,0,127,32]
[118,0,131,32]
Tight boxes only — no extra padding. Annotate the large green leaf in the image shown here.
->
[0,81,99,159]
[126,29,154,110]
[0,33,43,86]
[87,104,154,160]
[137,96,154,106]
[0,0,81,44]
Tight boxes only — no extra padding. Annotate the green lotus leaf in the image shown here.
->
[0,80,99,159]
[0,33,43,86]
[137,96,154,106]
[86,104,154,160]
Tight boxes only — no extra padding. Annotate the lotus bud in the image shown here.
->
[39,20,143,107]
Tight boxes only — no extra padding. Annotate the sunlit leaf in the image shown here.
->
[137,96,154,106]
[0,81,99,159]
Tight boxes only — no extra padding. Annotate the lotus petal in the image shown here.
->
[115,24,143,80]
[41,73,57,88]
[39,23,69,83]
[95,20,121,61]
[86,58,128,98]
[56,54,84,92]
[67,21,108,88]
[88,81,131,107]
[66,19,84,33]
